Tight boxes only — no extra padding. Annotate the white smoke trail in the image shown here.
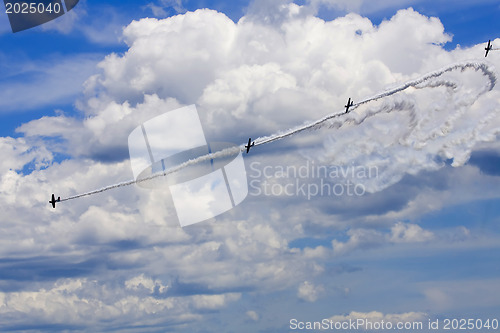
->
[60,61,496,202]
[61,146,241,201]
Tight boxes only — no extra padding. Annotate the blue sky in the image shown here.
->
[0,0,499,331]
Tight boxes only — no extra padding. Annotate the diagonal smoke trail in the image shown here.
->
[60,146,241,201]
[253,62,495,146]
[60,61,496,202]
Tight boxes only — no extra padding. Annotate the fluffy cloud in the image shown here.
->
[297,281,325,302]
[0,137,52,173]
[13,10,492,227]
[18,95,183,161]
[332,222,435,255]
[390,221,434,243]
[1,2,500,331]
[20,7,499,194]
[329,311,428,327]
[0,277,240,329]
[246,310,260,321]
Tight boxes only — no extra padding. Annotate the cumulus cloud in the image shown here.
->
[332,222,435,255]
[0,137,52,173]
[0,277,240,329]
[329,311,428,328]
[1,3,500,331]
[246,310,260,321]
[18,95,183,161]
[21,8,499,189]
[297,281,325,302]
[390,221,434,243]
[332,228,386,255]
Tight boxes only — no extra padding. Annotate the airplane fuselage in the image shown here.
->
[245,138,255,153]
[345,98,354,113]
[485,40,492,57]
[49,194,60,208]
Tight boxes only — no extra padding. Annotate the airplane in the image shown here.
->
[485,40,492,57]
[49,194,60,208]
[245,138,255,153]
[345,98,354,113]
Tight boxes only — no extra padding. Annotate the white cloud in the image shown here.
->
[192,293,241,310]
[329,311,428,328]
[358,164,500,225]
[18,95,183,160]
[0,277,240,328]
[332,222,435,255]
[246,310,260,321]
[0,137,52,173]
[1,4,500,331]
[125,274,160,292]
[390,221,434,243]
[22,9,499,184]
[297,281,325,302]
[332,228,386,255]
